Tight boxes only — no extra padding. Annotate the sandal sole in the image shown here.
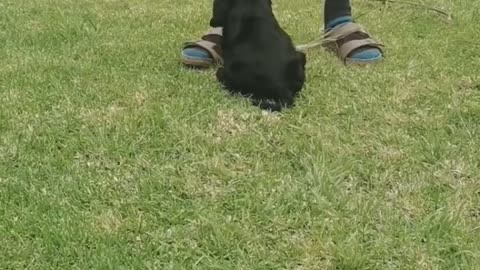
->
[181,54,214,68]
[345,56,383,65]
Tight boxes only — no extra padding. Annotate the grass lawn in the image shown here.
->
[1,0,480,269]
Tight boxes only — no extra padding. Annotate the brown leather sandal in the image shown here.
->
[321,22,384,65]
[182,27,224,68]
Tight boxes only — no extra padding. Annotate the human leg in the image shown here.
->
[323,0,383,64]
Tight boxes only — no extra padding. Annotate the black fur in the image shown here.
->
[210,0,306,112]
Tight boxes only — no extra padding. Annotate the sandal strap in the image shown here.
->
[183,27,224,64]
[207,27,223,36]
[323,22,368,42]
[339,38,383,60]
[320,22,384,61]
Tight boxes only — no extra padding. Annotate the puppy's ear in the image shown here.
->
[286,51,307,93]
[210,0,230,27]
[297,51,306,69]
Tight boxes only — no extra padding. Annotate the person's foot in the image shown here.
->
[181,27,223,68]
[323,16,383,64]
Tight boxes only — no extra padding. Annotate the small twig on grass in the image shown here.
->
[355,9,377,20]
[295,0,452,51]
[370,0,452,20]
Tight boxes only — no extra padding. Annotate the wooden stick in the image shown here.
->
[369,0,452,19]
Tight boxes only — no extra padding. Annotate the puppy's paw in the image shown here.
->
[252,99,292,112]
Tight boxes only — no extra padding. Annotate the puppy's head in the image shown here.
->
[210,0,273,27]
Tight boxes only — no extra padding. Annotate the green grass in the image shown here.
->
[1,0,480,269]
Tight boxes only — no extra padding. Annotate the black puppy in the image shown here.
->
[210,0,306,112]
